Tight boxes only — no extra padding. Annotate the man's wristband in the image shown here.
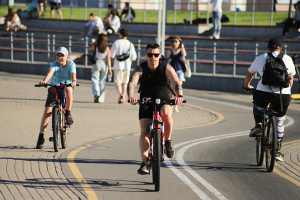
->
[177,95,183,98]
[72,80,76,82]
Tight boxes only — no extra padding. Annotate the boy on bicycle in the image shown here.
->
[36,47,77,149]
[243,38,295,162]
[128,43,183,174]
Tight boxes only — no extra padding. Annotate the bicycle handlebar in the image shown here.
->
[128,98,186,105]
[35,83,79,87]
[243,84,255,93]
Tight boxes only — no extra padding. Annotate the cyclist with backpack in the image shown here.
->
[128,43,184,174]
[243,38,295,162]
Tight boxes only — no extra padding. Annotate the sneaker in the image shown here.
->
[275,152,284,162]
[94,95,100,103]
[214,34,220,40]
[137,162,149,175]
[208,35,214,39]
[66,114,73,125]
[249,124,262,137]
[36,138,45,149]
[165,140,175,158]
[118,93,124,104]
[294,35,300,39]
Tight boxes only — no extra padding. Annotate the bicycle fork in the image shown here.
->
[149,123,165,162]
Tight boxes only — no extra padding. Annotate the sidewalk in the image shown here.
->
[0,72,219,199]
[0,72,299,199]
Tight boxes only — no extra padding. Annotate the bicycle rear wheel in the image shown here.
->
[153,128,161,191]
[52,107,60,152]
[255,135,264,166]
[265,117,276,172]
[61,111,67,149]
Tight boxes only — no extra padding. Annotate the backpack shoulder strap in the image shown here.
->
[159,59,176,96]
[267,52,274,59]
[277,53,284,60]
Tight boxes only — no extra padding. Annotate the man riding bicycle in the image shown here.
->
[128,43,184,174]
[243,38,295,162]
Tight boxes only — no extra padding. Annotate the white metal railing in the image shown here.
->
[4,32,295,77]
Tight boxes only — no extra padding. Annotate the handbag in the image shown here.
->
[89,45,97,64]
[116,43,131,61]
[183,59,191,78]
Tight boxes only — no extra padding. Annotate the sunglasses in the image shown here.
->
[147,53,160,57]
[56,54,65,58]
[173,40,179,43]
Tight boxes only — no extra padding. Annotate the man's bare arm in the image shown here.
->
[127,65,143,99]
[166,64,183,105]
[166,64,183,96]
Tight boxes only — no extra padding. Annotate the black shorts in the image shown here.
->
[45,87,56,107]
[253,90,291,117]
[38,0,45,4]
[50,2,61,10]
[139,104,164,120]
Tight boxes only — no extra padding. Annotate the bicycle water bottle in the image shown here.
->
[108,74,112,82]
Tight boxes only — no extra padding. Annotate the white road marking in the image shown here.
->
[165,95,294,199]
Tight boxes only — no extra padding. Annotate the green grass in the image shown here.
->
[0,5,289,26]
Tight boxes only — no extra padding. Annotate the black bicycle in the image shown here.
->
[35,82,79,152]
[132,98,186,191]
[243,87,277,172]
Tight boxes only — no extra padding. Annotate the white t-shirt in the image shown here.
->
[111,39,137,70]
[248,51,295,94]
[86,16,104,31]
[212,0,222,12]
[110,16,121,33]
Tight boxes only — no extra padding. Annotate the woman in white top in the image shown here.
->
[103,9,120,35]
[88,34,112,103]
[3,8,21,37]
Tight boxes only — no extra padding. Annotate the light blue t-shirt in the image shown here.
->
[50,59,76,85]
[27,2,37,12]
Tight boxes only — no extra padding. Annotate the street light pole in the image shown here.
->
[157,0,166,55]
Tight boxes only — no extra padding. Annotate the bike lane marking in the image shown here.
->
[67,146,97,200]
[66,95,298,199]
[165,95,298,199]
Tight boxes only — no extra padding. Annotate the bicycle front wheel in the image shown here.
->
[256,135,264,166]
[153,128,161,191]
[61,112,67,149]
[52,107,60,152]
[265,117,276,172]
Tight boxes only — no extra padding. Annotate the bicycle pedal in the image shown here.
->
[49,137,53,141]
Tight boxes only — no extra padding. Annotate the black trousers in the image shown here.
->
[282,18,300,35]
[253,90,291,123]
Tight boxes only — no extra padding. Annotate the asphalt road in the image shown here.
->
[1,72,300,200]
[61,83,300,199]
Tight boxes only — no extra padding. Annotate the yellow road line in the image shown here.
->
[67,146,98,200]
[274,168,300,187]
[273,139,300,187]
[175,103,224,130]
[65,103,222,198]
[98,138,112,143]
[282,140,300,146]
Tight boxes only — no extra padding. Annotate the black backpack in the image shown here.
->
[262,53,290,88]
[261,53,290,112]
